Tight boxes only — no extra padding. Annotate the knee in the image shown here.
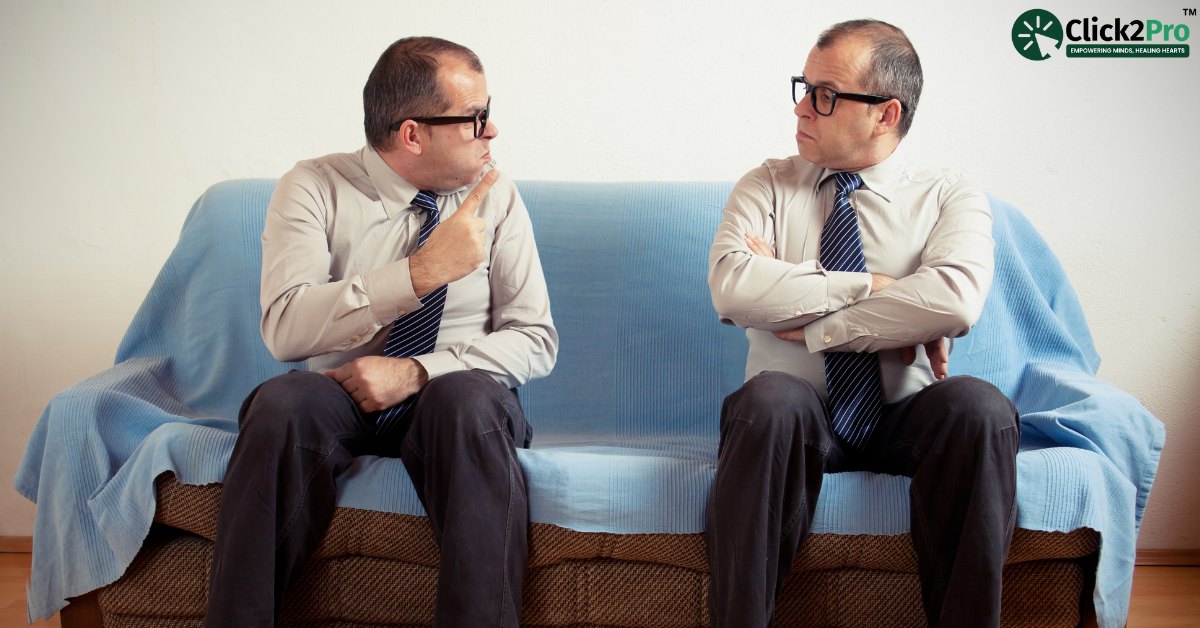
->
[415,370,508,435]
[725,371,827,442]
[929,376,1018,440]
[240,371,346,440]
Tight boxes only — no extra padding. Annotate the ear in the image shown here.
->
[872,99,903,138]
[395,120,426,156]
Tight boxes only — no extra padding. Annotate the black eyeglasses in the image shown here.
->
[390,96,491,138]
[791,77,904,116]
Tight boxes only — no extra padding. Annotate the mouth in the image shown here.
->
[795,130,813,141]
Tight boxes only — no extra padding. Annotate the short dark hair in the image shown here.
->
[816,19,923,139]
[363,37,484,152]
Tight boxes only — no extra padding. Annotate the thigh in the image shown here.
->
[398,370,528,456]
[860,375,1018,477]
[719,371,845,468]
[238,370,380,457]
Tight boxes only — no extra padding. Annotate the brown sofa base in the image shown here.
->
[73,475,1101,628]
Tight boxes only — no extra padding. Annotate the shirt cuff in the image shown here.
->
[804,311,851,354]
[826,271,872,311]
[362,258,425,326]
[412,350,465,381]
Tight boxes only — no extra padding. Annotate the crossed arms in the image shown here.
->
[707,167,995,375]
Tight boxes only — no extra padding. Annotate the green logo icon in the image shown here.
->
[1012,9,1064,60]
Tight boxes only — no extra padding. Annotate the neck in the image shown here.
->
[838,136,901,172]
[378,147,436,190]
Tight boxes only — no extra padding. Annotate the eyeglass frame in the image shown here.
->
[791,76,905,116]
[389,96,491,138]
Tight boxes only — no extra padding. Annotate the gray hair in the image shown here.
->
[363,37,484,152]
[816,19,923,139]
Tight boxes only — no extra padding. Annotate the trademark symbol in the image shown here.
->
[1185,8,1198,16]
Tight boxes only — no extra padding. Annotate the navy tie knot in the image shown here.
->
[413,190,438,215]
[834,172,863,196]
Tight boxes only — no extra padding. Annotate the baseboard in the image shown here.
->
[0,536,33,553]
[1136,549,1200,566]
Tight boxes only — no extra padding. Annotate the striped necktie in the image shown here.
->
[820,172,884,449]
[375,190,448,437]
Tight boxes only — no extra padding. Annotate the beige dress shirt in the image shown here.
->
[708,146,994,403]
[260,146,558,389]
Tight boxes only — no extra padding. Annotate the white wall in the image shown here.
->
[2,0,1197,549]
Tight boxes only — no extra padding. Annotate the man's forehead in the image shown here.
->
[439,64,487,110]
[803,38,870,90]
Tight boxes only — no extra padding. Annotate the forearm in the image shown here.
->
[709,229,870,330]
[261,259,423,362]
[806,174,995,354]
[804,264,990,353]
[415,324,558,389]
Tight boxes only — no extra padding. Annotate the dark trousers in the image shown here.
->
[204,369,532,628]
[707,372,1020,628]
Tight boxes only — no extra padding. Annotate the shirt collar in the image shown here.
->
[363,147,498,218]
[818,144,906,203]
[363,146,422,219]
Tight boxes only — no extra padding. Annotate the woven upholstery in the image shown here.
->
[90,474,1101,627]
[152,474,1098,572]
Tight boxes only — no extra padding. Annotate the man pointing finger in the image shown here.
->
[206,37,557,628]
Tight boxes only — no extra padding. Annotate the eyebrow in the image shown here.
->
[804,75,844,92]
[455,100,487,116]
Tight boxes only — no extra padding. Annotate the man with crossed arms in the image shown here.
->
[707,19,1019,627]
[205,37,556,627]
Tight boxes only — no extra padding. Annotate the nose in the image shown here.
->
[481,118,499,140]
[794,95,813,119]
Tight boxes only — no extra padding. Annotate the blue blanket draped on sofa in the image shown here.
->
[15,179,1163,627]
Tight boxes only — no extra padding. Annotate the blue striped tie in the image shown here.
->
[375,190,447,437]
[821,172,884,449]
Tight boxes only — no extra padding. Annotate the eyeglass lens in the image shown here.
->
[475,107,489,138]
[793,80,836,115]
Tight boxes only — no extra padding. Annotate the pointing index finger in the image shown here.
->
[452,169,500,222]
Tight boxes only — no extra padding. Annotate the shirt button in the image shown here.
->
[352,336,362,343]
[397,309,407,317]
[794,310,803,317]
[873,333,879,337]
[846,297,855,305]
[823,335,832,343]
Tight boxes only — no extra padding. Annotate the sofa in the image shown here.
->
[20,179,1163,628]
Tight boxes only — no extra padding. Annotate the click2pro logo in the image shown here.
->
[1012,8,1192,59]
[1012,9,1064,60]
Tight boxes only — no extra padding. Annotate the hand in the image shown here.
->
[745,233,775,258]
[871,273,897,294]
[772,327,805,344]
[409,170,498,297]
[902,338,949,380]
[325,356,429,414]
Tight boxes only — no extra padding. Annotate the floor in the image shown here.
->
[2,552,1197,626]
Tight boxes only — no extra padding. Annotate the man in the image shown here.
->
[706,19,1018,628]
[204,37,557,627]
